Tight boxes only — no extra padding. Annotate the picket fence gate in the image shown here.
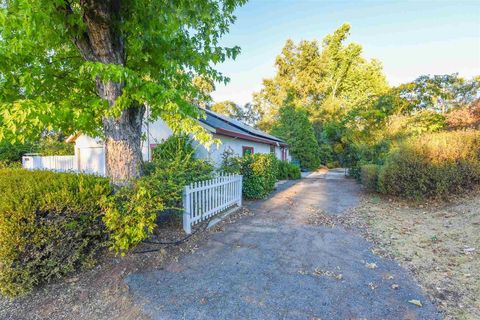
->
[182,174,243,234]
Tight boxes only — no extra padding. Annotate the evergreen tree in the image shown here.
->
[271,101,320,170]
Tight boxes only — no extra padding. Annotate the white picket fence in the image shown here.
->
[22,155,76,172]
[182,174,243,234]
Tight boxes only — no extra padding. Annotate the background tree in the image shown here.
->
[271,100,320,170]
[209,100,244,119]
[399,74,479,114]
[253,23,388,132]
[241,102,260,127]
[0,0,246,184]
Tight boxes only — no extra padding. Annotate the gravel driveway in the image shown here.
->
[125,169,441,319]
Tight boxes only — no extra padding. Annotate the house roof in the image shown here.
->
[65,108,287,147]
[199,108,287,146]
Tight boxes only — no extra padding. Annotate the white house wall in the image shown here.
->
[73,118,290,175]
[141,118,173,161]
[194,134,283,166]
[74,135,106,175]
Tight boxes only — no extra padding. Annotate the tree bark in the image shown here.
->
[68,0,144,184]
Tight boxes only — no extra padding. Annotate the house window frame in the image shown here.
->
[242,146,254,156]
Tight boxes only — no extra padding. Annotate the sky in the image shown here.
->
[211,0,480,105]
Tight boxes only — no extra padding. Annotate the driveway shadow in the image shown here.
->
[125,171,441,319]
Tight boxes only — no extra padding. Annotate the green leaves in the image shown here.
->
[0,0,246,145]
[0,169,111,297]
[254,23,388,132]
[271,102,320,170]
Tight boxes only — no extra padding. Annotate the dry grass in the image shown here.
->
[351,191,480,320]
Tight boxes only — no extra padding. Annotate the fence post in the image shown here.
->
[183,185,192,234]
[238,175,243,207]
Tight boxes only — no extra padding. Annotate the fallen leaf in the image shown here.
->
[463,247,476,254]
[408,299,422,307]
[365,262,377,269]
[391,284,400,290]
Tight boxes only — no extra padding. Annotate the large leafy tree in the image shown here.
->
[254,23,388,131]
[0,0,246,184]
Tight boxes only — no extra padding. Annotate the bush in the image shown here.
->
[241,154,278,199]
[0,169,111,297]
[37,139,74,156]
[0,160,22,169]
[0,139,73,167]
[378,130,480,199]
[360,164,380,192]
[220,151,278,199]
[276,160,301,180]
[0,142,35,164]
[151,134,194,163]
[103,136,214,254]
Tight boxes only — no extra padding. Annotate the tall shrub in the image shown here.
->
[378,130,480,199]
[103,136,214,253]
[241,154,278,199]
[271,103,320,170]
[0,169,111,297]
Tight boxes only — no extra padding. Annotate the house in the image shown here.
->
[58,108,290,176]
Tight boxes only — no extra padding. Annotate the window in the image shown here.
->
[242,146,254,156]
[270,145,275,154]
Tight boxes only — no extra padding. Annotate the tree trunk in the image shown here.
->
[98,80,145,185]
[68,0,144,184]
[103,103,145,185]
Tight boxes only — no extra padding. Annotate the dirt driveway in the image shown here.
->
[125,170,441,319]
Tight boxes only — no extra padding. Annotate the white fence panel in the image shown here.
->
[183,174,243,234]
[22,155,76,173]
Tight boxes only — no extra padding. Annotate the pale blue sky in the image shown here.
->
[211,0,480,105]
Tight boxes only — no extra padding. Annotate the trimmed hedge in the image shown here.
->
[378,130,480,199]
[220,152,278,199]
[241,154,278,199]
[0,169,112,297]
[276,160,301,180]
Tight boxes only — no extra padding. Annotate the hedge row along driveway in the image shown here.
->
[125,170,441,319]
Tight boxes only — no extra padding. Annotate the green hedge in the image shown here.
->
[0,169,111,297]
[241,154,278,199]
[276,160,301,180]
[378,130,480,199]
[220,152,278,199]
[360,164,380,192]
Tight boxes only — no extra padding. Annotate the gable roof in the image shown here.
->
[199,108,287,146]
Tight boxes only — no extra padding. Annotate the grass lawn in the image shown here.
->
[351,191,480,320]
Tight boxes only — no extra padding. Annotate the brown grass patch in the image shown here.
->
[350,191,480,320]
